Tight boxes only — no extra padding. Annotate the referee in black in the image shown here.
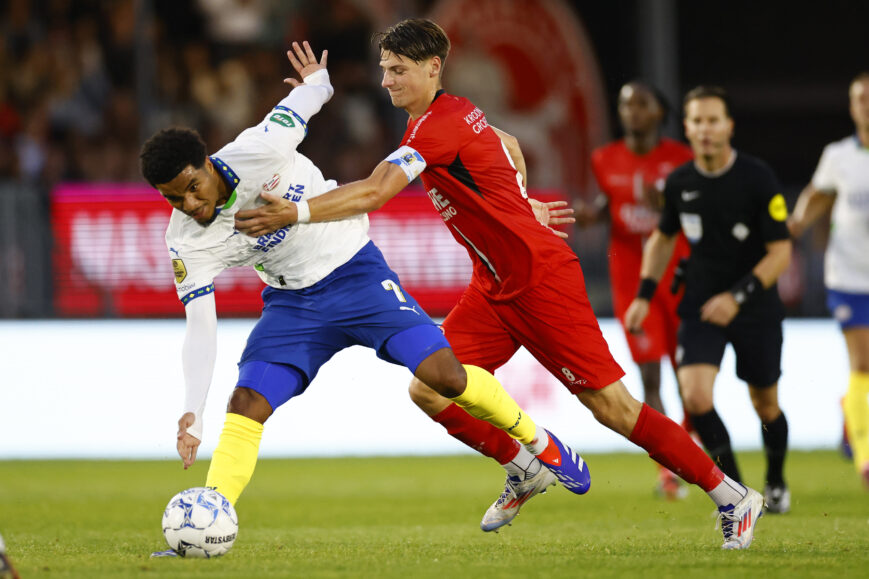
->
[625,86,793,514]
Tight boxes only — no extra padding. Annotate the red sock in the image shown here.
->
[629,403,724,491]
[432,403,521,465]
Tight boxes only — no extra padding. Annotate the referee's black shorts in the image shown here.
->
[676,315,782,387]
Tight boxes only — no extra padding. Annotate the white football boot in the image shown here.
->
[716,487,765,550]
[480,468,557,532]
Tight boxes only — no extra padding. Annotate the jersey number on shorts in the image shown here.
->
[381,279,407,303]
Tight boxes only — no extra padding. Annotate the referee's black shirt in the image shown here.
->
[660,152,790,320]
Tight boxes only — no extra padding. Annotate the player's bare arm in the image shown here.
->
[492,126,528,187]
[235,161,409,236]
[787,183,836,238]
[700,238,792,327]
[624,228,677,333]
[490,125,575,237]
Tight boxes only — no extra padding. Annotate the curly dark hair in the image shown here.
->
[140,127,207,187]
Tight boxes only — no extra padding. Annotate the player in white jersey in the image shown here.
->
[789,72,869,487]
[139,43,591,537]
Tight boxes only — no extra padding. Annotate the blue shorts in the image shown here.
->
[237,241,450,410]
[827,288,869,329]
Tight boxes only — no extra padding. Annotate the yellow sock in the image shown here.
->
[205,413,264,505]
[449,365,538,444]
[844,371,869,472]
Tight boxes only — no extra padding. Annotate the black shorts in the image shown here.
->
[676,316,782,387]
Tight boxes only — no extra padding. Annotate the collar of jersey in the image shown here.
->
[209,155,239,214]
[854,133,869,151]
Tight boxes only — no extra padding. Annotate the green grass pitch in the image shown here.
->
[1,451,867,578]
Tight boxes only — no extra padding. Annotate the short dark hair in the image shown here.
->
[683,85,732,118]
[374,18,450,66]
[851,71,869,88]
[140,128,207,187]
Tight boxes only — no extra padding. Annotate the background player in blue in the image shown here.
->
[139,42,589,520]
[626,86,793,514]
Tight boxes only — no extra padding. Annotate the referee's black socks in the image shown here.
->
[689,408,742,484]
[762,411,789,488]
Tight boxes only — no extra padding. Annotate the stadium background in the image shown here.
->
[0,0,865,458]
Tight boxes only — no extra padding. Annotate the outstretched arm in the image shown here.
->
[491,126,575,237]
[235,160,410,236]
[624,229,678,333]
[176,293,218,469]
[492,126,528,190]
[788,183,835,238]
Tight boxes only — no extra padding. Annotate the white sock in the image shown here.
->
[707,475,748,508]
[523,427,549,456]
[503,446,542,481]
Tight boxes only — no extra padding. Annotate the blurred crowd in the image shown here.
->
[0,0,409,188]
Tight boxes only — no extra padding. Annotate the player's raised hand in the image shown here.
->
[284,41,328,87]
[529,199,575,239]
[176,412,201,469]
[235,192,296,237]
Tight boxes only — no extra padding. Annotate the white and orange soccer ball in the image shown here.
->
[161,487,238,558]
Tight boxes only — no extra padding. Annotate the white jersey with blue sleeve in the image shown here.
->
[165,70,370,306]
[811,135,869,292]
[164,70,369,441]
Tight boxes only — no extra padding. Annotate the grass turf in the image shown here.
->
[1,451,867,578]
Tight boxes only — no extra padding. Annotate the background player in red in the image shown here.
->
[235,19,765,550]
[576,81,694,498]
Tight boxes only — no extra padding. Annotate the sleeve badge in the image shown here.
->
[172,259,187,283]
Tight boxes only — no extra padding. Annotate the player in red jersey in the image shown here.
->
[235,20,765,549]
[576,82,694,498]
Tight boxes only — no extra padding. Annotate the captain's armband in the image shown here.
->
[385,146,427,183]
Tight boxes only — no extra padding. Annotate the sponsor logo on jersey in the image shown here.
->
[427,187,457,222]
[268,112,295,128]
[262,174,281,192]
[681,190,701,201]
[252,226,292,253]
[463,107,489,134]
[768,193,788,221]
[282,183,305,202]
[172,259,187,283]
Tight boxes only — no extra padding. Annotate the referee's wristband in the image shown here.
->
[637,278,658,301]
[295,200,311,224]
[730,273,762,306]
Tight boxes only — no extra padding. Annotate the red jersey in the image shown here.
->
[591,138,693,306]
[401,91,575,302]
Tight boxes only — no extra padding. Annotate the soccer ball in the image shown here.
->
[161,487,238,558]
